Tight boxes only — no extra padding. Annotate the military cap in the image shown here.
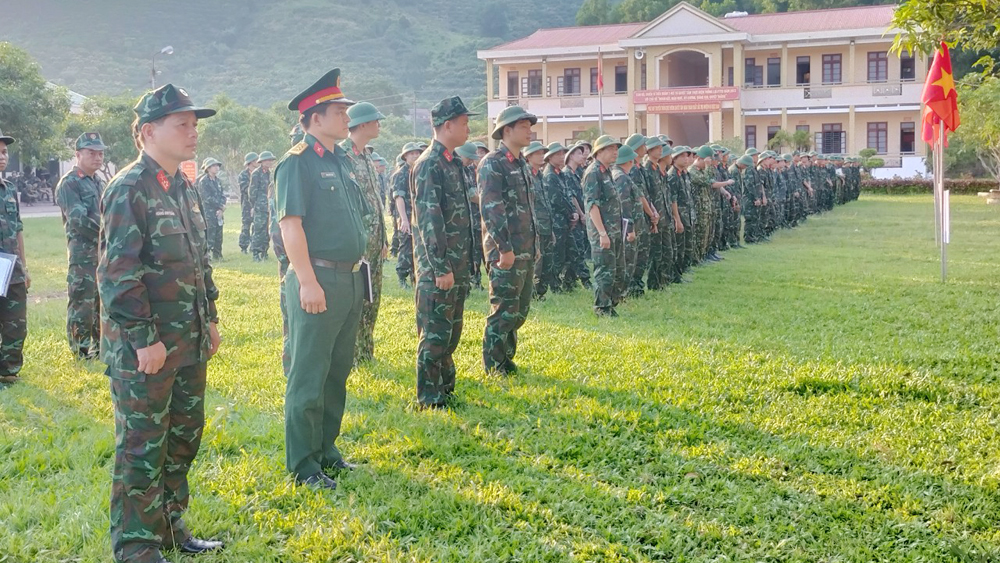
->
[576,139,593,150]
[431,96,479,128]
[671,145,693,157]
[289,68,355,114]
[257,151,277,162]
[615,145,638,165]
[417,141,429,150]
[624,134,646,151]
[455,142,479,160]
[744,147,760,156]
[781,153,793,162]
[134,84,216,127]
[473,141,488,151]
[0,128,14,146]
[658,135,673,145]
[524,141,547,157]
[736,155,754,167]
[244,152,259,165]
[694,145,715,159]
[645,137,665,150]
[592,135,622,155]
[491,105,537,140]
[75,132,107,151]
[400,142,421,157]
[566,143,586,159]
[201,157,222,171]
[710,144,724,152]
[347,102,386,129]
[544,141,568,161]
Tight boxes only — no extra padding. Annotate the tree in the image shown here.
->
[65,93,139,180]
[950,75,1000,181]
[196,95,289,194]
[791,129,813,152]
[0,42,71,166]
[858,148,884,173]
[767,129,794,152]
[891,0,1000,72]
[480,4,509,38]
[576,0,618,25]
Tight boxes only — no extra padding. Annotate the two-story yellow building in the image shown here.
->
[478,2,926,177]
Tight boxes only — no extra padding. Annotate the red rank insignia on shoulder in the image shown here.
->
[76,169,84,178]
[444,150,453,162]
[314,142,325,157]
[600,164,607,173]
[156,170,170,191]
[506,151,514,163]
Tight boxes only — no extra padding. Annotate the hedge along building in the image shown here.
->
[478,2,927,178]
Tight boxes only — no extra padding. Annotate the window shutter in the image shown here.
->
[557,76,564,97]
[546,76,551,97]
[841,132,847,154]
[521,77,528,98]
[815,132,823,152]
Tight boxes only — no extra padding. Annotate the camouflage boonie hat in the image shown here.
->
[133,84,216,126]
[523,141,547,157]
[473,141,488,151]
[75,132,107,151]
[491,106,537,140]
[0,128,14,146]
[615,144,638,165]
[624,134,646,151]
[244,152,259,165]
[431,96,479,128]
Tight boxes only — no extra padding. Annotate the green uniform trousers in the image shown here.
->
[284,266,363,479]
[66,261,100,358]
[484,259,533,373]
[416,284,468,406]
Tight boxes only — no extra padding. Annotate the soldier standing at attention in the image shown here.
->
[542,142,573,293]
[98,84,223,563]
[276,69,368,490]
[238,152,258,254]
[196,158,226,260]
[479,106,537,375]
[393,143,422,288]
[250,151,276,262]
[0,129,29,386]
[611,145,639,300]
[411,97,475,406]
[522,141,550,300]
[583,135,625,317]
[55,132,106,360]
[455,142,484,291]
[342,101,388,364]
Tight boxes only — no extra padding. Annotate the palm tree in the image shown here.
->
[792,129,813,152]
[767,129,794,153]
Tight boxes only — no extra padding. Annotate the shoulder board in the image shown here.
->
[289,141,308,156]
[109,160,145,188]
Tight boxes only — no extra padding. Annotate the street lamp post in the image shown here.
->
[150,45,174,89]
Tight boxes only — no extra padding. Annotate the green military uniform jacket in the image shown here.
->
[0,177,24,283]
[56,166,103,264]
[479,144,537,263]
[411,140,473,286]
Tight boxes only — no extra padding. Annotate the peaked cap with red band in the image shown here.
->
[288,68,356,114]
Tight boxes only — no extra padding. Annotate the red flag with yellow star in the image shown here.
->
[921,42,960,145]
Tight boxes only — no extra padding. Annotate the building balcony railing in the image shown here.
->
[740,81,922,110]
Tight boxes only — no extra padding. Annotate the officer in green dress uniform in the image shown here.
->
[276,69,369,490]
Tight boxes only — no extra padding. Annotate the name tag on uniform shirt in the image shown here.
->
[155,210,177,217]
[320,172,336,178]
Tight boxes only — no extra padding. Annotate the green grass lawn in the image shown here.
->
[2,195,1000,562]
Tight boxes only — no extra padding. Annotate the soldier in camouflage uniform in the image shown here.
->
[238,152,258,254]
[543,143,574,292]
[456,142,484,290]
[343,102,388,364]
[55,132,106,360]
[667,146,696,277]
[642,140,669,289]
[479,106,537,374]
[611,145,640,299]
[250,152,276,261]
[277,69,369,490]
[196,157,226,260]
[583,136,625,317]
[411,97,475,406]
[563,145,590,290]
[623,135,654,297]
[393,143,422,288]
[98,85,223,563]
[523,141,550,299]
[0,129,28,386]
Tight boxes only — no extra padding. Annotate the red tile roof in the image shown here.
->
[489,23,646,51]
[723,4,897,35]
[485,4,897,53]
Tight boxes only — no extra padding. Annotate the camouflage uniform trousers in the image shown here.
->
[645,224,665,291]
[110,362,206,563]
[572,223,591,285]
[239,191,252,252]
[395,232,414,283]
[550,222,573,291]
[533,230,554,298]
[355,230,385,364]
[711,194,725,252]
[724,197,741,248]
[619,236,638,300]
[743,199,765,243]
[591,234,625,313]
[66,261,100,358]
[694,192,711,260]
[470,209,484,288]
[250,200,270,258]
[415,284,468,406]
[205,212,223,259]
[389,206,400,257]
[484,260,533,373]
[629,225,650,295]
[659,221,678,285]
[0,283,27,377]
[674,208,694,274]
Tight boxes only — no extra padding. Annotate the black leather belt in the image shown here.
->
[311,258,361,272]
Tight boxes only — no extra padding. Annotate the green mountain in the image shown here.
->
[3,0,584,114]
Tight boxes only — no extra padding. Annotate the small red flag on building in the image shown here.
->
[921,42,960,145]
[597,56,604,93]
